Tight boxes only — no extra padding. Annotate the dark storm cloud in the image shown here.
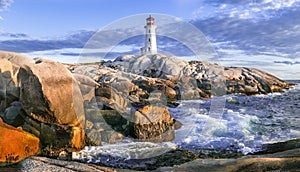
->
[0,30,95,52]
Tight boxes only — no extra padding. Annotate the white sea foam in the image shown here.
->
[74,142,177,162]
[170,103,261,154]
[170,84,300,154]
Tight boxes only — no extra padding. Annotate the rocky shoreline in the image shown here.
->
[0,51,295,171]
[3,141,300,171]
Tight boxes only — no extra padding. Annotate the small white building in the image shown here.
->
[141,15,158,55]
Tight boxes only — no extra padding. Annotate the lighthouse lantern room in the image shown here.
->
[141,15,158,55]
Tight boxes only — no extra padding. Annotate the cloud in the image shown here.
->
[193,8,300,59]
[0,0,13,10]
[0,30,95,52]
[274,60,300,65]
[2,8,300,61]
[0,0,13,20]
[22,44,142,64]
[0,32,29,39]
[190,2,300,79]
[219,0,251,5]
[193,0,300,20]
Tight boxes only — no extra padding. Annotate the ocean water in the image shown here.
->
[77,82,300,163]
[170,81,300,154]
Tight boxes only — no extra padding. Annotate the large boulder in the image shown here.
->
[133,105,175,141]
[0,118,39,166]
[0,51,34,111]
[98,106,175,142]
[18,58,85,126]
[1,101,25,127]
[0,52,86,153]
[17,58,86,151]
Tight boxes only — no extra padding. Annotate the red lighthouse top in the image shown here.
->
[147,15,155,21]
[146,15,155,26]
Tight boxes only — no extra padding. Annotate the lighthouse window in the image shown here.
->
[149,30,150,33]
[149,38,150,42]
[148,48,151,51]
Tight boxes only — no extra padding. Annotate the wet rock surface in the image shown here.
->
[93,149,198,171]
[155,148,300,172]
[253,138,300,155]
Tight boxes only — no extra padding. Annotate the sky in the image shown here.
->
[0,0,201,37]
[0,0,300,79]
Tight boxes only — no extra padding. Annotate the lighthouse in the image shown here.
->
[141,15,158,55]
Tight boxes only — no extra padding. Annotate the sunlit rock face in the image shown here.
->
[0,51,86,159]
[133,105,175,141]
[106,54,292,99]
[0,51,34,112]
[0,118,39,166]
[17,58,86,152]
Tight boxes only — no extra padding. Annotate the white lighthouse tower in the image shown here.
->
[141,15,157,55]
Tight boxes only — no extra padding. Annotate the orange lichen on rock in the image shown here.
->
[0,118,39,165]
[71,126,86,149]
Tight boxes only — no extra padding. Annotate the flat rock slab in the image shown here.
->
[2,156,116,172]
[155,148,300,172]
